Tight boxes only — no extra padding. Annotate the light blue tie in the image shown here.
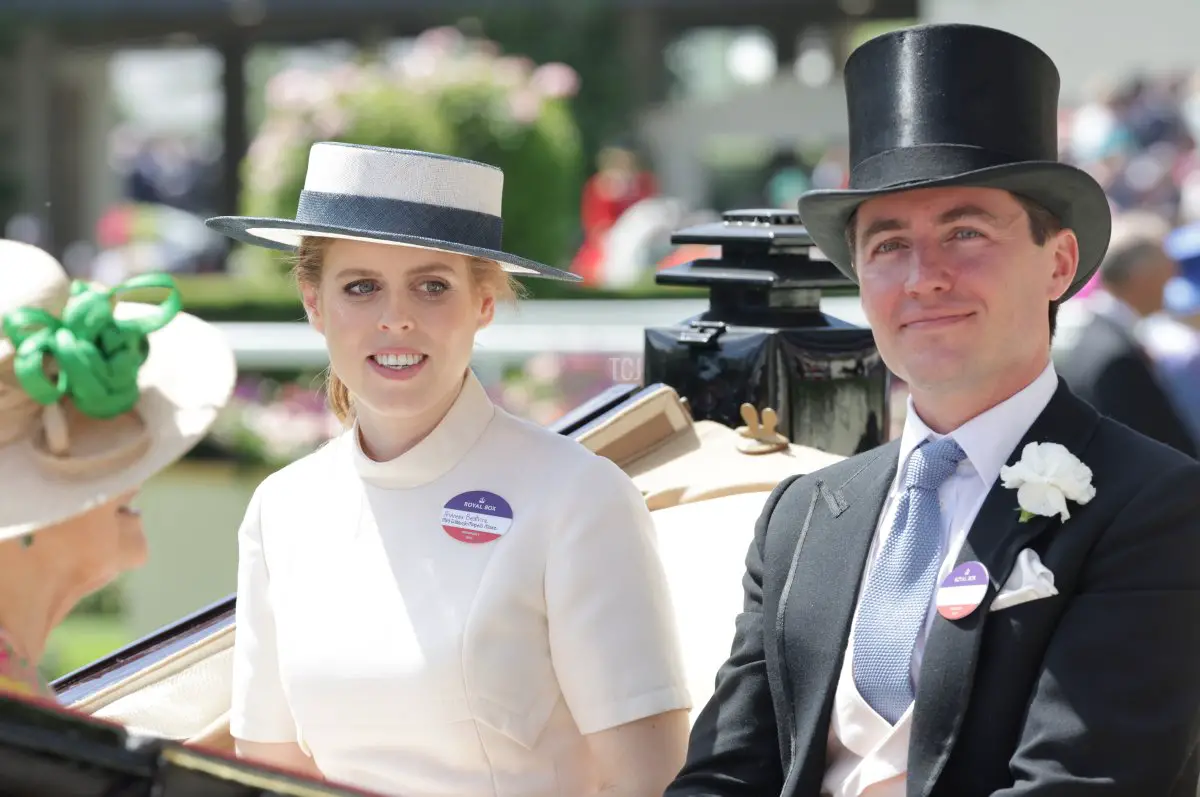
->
[852,436,966,724]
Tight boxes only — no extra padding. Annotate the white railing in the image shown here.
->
[218,297,872,370]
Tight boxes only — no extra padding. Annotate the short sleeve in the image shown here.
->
[545,455,692,735]
[229,482,298,743]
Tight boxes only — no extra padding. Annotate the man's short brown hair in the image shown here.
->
[843,192,1065,338]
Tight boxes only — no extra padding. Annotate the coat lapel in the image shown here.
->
[778,441,899,789]
[907,381,1101,796]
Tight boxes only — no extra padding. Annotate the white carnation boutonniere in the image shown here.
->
[999,442,1096,523]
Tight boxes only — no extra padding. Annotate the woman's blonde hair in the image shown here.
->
[293,236,525,425]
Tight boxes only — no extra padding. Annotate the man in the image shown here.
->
[1054,211,1196,456]
[665,23,1200,797]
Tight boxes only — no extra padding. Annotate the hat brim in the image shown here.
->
[0,303,237,540]
[205,216,581,283]
[797,161,1112,302]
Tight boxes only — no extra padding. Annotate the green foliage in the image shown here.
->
[468,3,639,188]
[43,613,132,682]
[241,29,585,272]
[70,581,126,617]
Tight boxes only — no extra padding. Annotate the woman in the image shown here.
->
[205,143,692,797]
[571,144,658,284]
[0,240,236,699]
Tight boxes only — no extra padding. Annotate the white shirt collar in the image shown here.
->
[897,361,1059,490]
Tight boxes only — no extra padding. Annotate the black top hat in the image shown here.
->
[797,24,1111,300]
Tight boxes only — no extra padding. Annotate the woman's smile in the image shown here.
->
[368,353,429,381]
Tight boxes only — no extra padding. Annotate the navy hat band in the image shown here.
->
[295,190,504,251]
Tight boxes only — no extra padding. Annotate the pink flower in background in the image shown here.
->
[508,89,542,124]
[266,67,330,111]
[531,63,579,99]
[475,39,502,59]
[412,26,464,57]
[210,376,345,467]
[400,48,440,81]
[327,62,367,95]
[246,117,308,192]
[314,106,350,139]
[242,27,581,239]
[493,55,535,88]
[525,352,563,382]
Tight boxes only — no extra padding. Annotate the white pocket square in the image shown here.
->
[991,548,1058,611]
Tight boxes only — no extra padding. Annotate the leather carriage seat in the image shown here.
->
[574,383,843,509]
[647,489,779,722]
[65,622,237,754]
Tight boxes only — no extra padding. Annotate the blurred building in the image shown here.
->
[643,0,1200,209]
[2,0,1199,260]
[0,0,913,260]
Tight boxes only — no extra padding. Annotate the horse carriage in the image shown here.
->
[0,209,892,795]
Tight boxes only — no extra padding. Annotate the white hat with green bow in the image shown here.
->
[0,241,236,539]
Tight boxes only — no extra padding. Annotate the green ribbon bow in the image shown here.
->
[1,273,182,419]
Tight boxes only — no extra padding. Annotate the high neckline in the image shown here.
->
[350,369,496,489]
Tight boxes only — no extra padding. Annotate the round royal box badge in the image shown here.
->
[440,491,513,544]
[935,561,990,620]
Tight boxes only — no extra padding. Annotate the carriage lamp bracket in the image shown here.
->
[655,208,854,326]
[677,320,727,346]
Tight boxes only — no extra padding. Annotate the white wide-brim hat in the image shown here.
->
[205,142,581,282]
[0,241,237,540]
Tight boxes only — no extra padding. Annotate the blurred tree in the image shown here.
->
[0,27,24,230]
[73,581,126,616]
[240,29,584,273]
[469,2,639,181]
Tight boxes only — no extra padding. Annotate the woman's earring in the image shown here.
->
[20,534,33,549]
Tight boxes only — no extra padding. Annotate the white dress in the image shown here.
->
[229,370,692,797]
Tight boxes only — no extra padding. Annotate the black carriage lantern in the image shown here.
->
[644,208,890,457]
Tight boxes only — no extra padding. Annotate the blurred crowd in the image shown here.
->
[756,71,1200,227]
[1043,74,1200,459]
[1052,210,1200,460]
[1062,72,1200,226]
